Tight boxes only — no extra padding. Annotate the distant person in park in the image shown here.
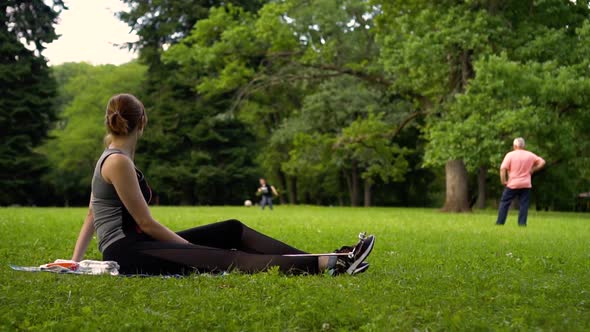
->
[70,93,375,275]
[496,137,545,226]
[257,178,278,210]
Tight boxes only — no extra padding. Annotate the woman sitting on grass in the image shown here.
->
[71,93,375,276]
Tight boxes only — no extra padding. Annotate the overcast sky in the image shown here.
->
[43,0,138,66]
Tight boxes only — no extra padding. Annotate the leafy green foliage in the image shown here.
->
[162,1,426,206]
[377,1,501,100]
[276,78,412,205]
[116,1,265,205]
[0,0,65,205]
[40,62,146,205]
[9,0,589,209]
[377,0,590,209]
[1,206,589,330]
[337,112,409,184]
[139,114,258,205]
[3,0,65,53]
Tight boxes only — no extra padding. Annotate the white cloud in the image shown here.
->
[43,0,139,66]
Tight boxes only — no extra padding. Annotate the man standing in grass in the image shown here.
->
[496,137,546,226]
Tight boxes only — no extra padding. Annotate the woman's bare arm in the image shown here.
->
[102,154,189,244]
[71,196,96,262]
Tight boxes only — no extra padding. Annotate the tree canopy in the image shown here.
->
[3,0,589,210]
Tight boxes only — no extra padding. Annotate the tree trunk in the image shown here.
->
[351,161,360,207]
[441,159,471,212]
[181,184,194,205]
[460,50,474,88]
[304,192,312,204]
[277,171,287,204]
[364,180,372,207]
[287,176,297,204]
[344,170,352,205]
[475,166,487,209]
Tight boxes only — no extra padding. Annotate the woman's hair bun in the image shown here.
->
[105,94,145,137]
[107,110,129,136]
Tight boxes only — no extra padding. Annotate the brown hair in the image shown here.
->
[105,93,145,137]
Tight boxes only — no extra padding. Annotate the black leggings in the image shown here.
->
[103,219,319,275]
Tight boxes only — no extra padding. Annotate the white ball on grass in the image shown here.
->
[244,200,252,207]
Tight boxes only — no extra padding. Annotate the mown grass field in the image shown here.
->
[0,206,588,331]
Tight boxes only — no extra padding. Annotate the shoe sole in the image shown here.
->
[352,262,369,275]
[346,236,375,275]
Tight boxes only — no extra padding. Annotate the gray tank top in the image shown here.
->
[91,149,151,252]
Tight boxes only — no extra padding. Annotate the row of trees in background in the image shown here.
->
[115,0,438,207]
[2,0,590,210]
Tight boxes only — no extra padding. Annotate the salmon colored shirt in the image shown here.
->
[500,149,545,189]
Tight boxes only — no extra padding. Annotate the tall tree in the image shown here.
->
[334,112,409,206]
[117,1,265,204]
[279,78,410,206]
[375,1,505,211]
[0,0,65,205]
[420,1,590,210]
[376,0,590,211]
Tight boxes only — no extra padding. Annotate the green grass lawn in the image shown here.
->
[0,206,589,331]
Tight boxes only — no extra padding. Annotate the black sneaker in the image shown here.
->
[327,233,375,275]
[346,234,375,275]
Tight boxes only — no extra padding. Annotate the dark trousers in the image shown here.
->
[103,219,317,275]
[260,196,273,210]
[496,187,531,226]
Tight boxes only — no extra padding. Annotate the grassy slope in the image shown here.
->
[0,206,588,331]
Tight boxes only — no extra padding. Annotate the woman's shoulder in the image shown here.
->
[103,153,133,168]
[98,148,126,162]
[100,151,135,181]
